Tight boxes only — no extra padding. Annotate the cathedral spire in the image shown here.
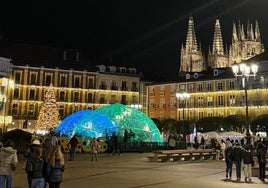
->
[212,19,224,55]
[255,20,261,41]
[180,17,204,73]
[185,16,198,53]
[232,22,238,41]
[241,24,245,40]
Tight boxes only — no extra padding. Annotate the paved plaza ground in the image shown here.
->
[13,152,268,188]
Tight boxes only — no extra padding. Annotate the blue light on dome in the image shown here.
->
[56,110,118,139]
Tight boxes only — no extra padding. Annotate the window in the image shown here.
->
[170,98,176,107]
[170,85,176,92]
[217,82,223,91]
[12,104,18,115]
[15,72,21,84]
[207,83,212,91]
[29,89,35,100]
[30,73,36,85]
[229,95,235,105]
[87,93,93,103]
[59,105,64,117]
[207,96,213,107]
[198,84,203,92]
[60,76,66,87]
[74,77,80,88]
[229,81,235,90]
[121,81,127,91]
[13,89,19,99]
[100,94,105,103]
[45,75,51,86]
[198,97,203,107]
[160,98,165,108]
[110,94,117,103]
[59,91,65,101]
[28,104,34,115]
[188,84,193,92]
[218,95,224,106]
[100,81,106,89]
[111,81,117,90]
[132,82,137,91]
[149,87,154,93]
[74,92,79,102]
[88,78,94,89]
[121,95,126,104]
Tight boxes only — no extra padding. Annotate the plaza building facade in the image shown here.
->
[148,62,268,122]
[0,44,140,132]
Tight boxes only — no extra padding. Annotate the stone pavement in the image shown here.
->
[13,153,268,188]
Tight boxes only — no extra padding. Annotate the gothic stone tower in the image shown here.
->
[180,17,205,73]
[229,20,264,65]
[207,19,229,69]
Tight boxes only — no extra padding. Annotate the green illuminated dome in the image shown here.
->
[95,103,162,142]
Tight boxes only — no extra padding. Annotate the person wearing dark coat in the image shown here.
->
[46,145,65,188]
[24,140,42,188]
[68,135,79,161]
[256,141,267,181]
[25,147,46,188]
[231,142,244,182]
[243,145,254,182]
[224,139,233,179]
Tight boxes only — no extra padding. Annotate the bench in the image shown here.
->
[147,149,216,162]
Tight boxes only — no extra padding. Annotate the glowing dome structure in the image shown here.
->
[95,103,162,142]
[55,110,118,139]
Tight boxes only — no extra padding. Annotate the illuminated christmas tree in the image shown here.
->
[36,84,60,135]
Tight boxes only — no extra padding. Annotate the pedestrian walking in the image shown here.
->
[220,139,226,160]
[46,145,65,188]
[243,145,254,182]
[111,133,120,156]
[0,140,18,188]
[224,139,233,179]
[68,135,79,161]
[24,139,42,188]
[231,141,244,182]
[90,138,99,161]
[25,147,47,188]
[256,140,267,181]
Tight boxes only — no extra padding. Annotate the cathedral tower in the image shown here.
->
[207,19,229,68]
[180,17,204,73]
[230,20,264,65]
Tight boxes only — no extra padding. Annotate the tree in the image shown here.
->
[196,116,224,132]
[36,84,60,134]
[251,114,268,135]
[161,119,178,135]
[151,118,162,131]
[222,114,246,132]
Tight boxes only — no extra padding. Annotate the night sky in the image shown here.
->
[0,0,267,80]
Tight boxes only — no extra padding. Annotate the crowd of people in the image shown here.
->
[222,136,267,182]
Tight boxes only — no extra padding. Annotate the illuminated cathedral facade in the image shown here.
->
[180,17,265,73]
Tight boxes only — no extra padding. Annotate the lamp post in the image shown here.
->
[232,62,258,136]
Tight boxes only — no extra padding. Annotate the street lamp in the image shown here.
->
[232,62,258,134]
[176,92,190,121]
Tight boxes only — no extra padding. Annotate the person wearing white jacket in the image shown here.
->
[0,140,18,188]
